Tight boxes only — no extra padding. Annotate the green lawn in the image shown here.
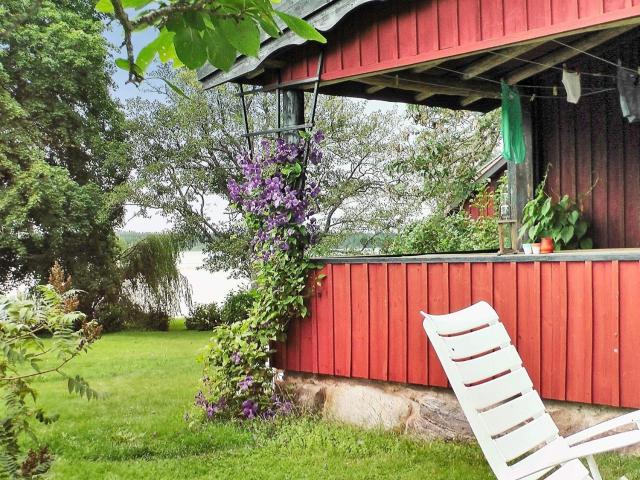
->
[31,323,640,479]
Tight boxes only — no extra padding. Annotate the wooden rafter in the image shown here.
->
[505,25,634,85]
[461,41,544,80]
[356,73,499,100]
[365,85,386,94]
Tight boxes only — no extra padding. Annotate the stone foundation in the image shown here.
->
[283,372,640,454]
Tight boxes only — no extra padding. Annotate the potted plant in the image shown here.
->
[520,181,592,253]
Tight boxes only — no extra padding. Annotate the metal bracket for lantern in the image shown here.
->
[236,50,324,164]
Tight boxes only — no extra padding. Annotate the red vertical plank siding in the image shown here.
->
[516,263,542,390]
[480,0,504,39]
[388,264,408,383]
[607,91,625,248]
[437,0,460,49]
[427,263,449,387]
[332,264,352,377]
[527,0,552,29]
[416,0,439,54]
[604,0,627,12]
[579,0,604,16]
[316,264,335,375]
[449,263,472,311]
[457,0,481,45]
[541,262,568,400]
[624,124,640,246]
[493,262,518,343]
[552,0,579,24]
[504,0,529,35]
[566,261,593,403]
[397,1,419,58]
[471,262,493,304]
[377,11,399,62]
[592,261,620,406]
[340,15,361,74]
[286,313,301,371]
[360,22,380,66]
[350,264,370,379]
[369,264,389,381]
[407,264,428,385]
[620,261,640,408]
[298,280,315,373]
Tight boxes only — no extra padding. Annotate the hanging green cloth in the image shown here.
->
[501,81,526,164]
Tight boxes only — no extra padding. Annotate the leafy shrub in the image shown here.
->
[186,303,221,331]
[139,309,170,331]
[0,264,101,478]
[220,289,256,324]
[95,302,127,333]
[387,210,498,255]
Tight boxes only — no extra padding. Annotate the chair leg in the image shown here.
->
[586,455,603,480]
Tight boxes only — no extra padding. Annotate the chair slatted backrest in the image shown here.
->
[421,302,590,480]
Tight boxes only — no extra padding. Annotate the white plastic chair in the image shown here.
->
[421,301,640,480]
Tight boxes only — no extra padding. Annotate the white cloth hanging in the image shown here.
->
[562,68,581,104]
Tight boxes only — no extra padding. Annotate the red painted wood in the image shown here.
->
[369,263,389,381]
[332,264,352,377]
[437,0,460,49]
[407,264,428,385]
[298,278,315,372]
[388,264,408,383]
[517,262,542,391]
[350,264,370,379]
[619,261,640,407]
[592,261,620,406]
[426,263,449,387]
[275,0,640,84]
[566,261,593,403]
[284,257,640,409]
[316,264,335,375]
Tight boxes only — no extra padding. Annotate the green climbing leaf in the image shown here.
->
[173,27,207,69]
[95,0,114,14]
[203,27,237,71]
[216,16,260,57]
[275,10,326,43]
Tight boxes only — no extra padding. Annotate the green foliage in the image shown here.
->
[0,275,101,478]
[118,233,192,317]
[99,0,326,83]
[0,0,130,314]
[391,107,501,211]
[185,303,222,331]
[220,289,257,325]
[520,179,592,249]
[387,210,499,255]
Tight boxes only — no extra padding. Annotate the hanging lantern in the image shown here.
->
[497,184,518,255]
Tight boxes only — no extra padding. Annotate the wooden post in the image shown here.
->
[508,100,535,249]
[282,89,304,142]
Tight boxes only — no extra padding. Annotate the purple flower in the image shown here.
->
[313,131,325,143]
[242,399,258,419]
[238,375,254,391]
[231,352,242,365]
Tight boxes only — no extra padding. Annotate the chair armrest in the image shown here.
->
[564,410,640,446]
[507,430,640,480]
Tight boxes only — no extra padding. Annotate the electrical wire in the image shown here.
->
[552,38,638,75]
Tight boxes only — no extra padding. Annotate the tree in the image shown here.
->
[95,0,325,84]
[392,106,501,211]
[125,70,420,277]
[0,0,130,313]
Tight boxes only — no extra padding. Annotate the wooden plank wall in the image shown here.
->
[536,36,640,248]
[275,260,640,409]
[280,0,640,83]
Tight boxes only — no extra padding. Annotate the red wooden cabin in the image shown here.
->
[199,0,640,410]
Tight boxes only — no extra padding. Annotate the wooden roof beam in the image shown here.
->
[461,41,545,80]
[412,59,446,74]
[505,25,634,85]
[365,85,386,94]
[356,74,499,100]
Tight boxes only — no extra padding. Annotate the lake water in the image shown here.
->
[178,251,247,315]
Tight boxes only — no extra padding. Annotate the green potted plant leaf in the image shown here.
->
[520,180,592,253]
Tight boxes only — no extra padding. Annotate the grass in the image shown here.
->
[30,322,640,479]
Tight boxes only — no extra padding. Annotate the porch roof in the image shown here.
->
[198,0,640,112]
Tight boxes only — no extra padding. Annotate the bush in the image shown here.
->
[220,289,256,324]
[139,309,170,331]
[387,210,498,255]
[95,302,127,333]
[186,303,221,331]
